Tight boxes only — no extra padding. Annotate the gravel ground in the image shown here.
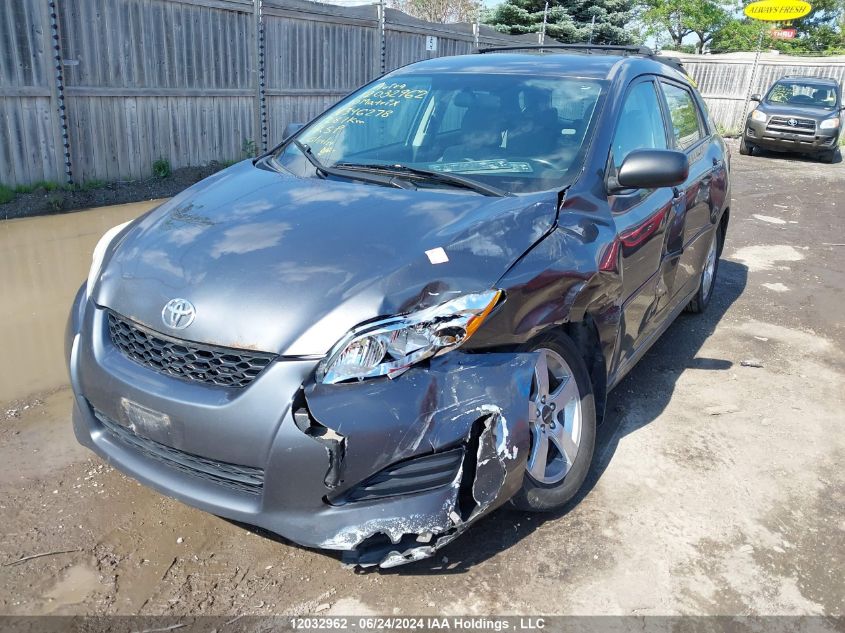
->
[0,141,842,617]
[0,163,230,221]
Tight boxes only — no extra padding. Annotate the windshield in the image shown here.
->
[765,81,839,110]
[274,73,606,194]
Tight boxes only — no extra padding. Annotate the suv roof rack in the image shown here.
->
[477,44,689,75]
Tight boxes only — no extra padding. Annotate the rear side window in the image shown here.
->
[611,81,667,170]
[661,82,703,150]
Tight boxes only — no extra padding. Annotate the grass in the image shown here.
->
[12,180,62,194]
[716,124,741,138]
[75,179,106,191]
[0,178,108,206]
[152,157,172,179]
[241,138,257,158]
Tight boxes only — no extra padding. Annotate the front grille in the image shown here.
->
[766,116,816,136]
[107,312,276,388]
[94,409,264,495]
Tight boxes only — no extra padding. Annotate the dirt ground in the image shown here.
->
[0,141,843,617]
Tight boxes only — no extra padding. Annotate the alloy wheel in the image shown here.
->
[526,347,583,485]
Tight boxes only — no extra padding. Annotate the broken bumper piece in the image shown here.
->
[68,297,536,568]
[303,352,536,568]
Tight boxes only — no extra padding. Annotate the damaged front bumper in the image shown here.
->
[67,289,536,567]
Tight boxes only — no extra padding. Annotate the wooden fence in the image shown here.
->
[4,2,843,187]
[0,0,533,186]
[673,52,845,133]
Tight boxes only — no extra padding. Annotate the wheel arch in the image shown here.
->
[718,206,730,257]
[561,314,608,425]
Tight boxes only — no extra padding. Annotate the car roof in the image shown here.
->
[398,52,685,83]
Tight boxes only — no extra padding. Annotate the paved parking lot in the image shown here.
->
[0,142,842,616]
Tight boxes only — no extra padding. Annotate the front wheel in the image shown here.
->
[510,333,596,512]
[739,137,753,156]
[819,148,838,164]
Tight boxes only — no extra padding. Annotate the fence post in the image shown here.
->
[41,0,73,184]
[378,0,386,76]
[740,29,765,130]
[253,0,267,154]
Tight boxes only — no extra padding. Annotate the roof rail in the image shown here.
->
[479,44,692,77]
[478,44,655,56]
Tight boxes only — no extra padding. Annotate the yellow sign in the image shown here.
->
[743,0,812,21]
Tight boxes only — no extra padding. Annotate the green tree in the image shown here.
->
[709,0,845,54]
[710,0,845,55]
[389,0,479,23]
[486,0,633,44]
[775,0,845,53]
[709,18,769,52]
[638,0,732,53]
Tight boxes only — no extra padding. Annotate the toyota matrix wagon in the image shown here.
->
[67,46,730,567]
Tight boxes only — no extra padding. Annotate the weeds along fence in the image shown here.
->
[0,0,534,187]
[672,52,845,133]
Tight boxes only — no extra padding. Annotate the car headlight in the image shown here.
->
[86,221,131,300]
[317,290,502,384]
[750,110,767,123]
[819,117,840,130]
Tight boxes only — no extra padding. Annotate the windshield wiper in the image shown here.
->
[292,140,328,175]
[334,162,508,197]
[291,141,409,189]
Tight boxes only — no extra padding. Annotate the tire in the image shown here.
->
[686,225,722,314]
[510,332,596,512]
[819,148,838,164]
[739,137,753,156]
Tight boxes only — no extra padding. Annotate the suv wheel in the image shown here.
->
[820,148,839,164]
[510,333,596,512]
[739,137,753,156]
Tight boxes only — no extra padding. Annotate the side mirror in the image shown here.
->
[283,122,304,140]
[750,93,762,102]
[616,149,689,190]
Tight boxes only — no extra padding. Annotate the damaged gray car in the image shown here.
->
[66,46,730,567]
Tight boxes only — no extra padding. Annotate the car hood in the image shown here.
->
[757,102,840,121]
[96,160,557,356]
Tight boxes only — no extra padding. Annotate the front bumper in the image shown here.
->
[744,117,839,154]
[66,286,536,567]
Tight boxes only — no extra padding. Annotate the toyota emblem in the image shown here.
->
[787,118,798,127]
[162,298,196,330]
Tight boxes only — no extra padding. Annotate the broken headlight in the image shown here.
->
[317,290,502,384]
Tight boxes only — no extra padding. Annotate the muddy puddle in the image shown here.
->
[0,200,164,404]
[39,564,102,613]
